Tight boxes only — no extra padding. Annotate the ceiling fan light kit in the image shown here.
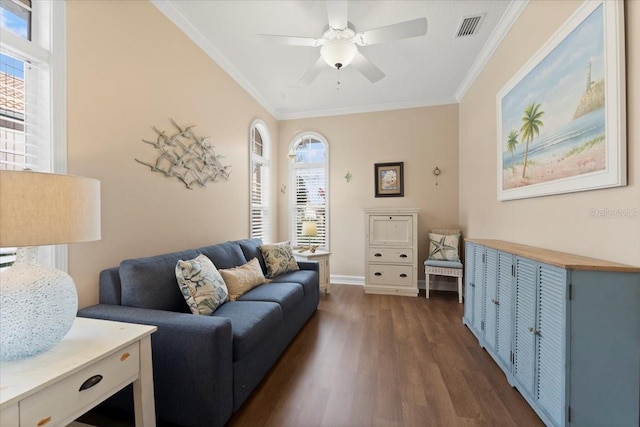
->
[321,38,357,69]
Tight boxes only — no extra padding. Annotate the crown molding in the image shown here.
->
[454,0,529,102]
[278,96,458,121]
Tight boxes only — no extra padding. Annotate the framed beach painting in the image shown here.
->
[497,0,625,201]
[374,162,404,197]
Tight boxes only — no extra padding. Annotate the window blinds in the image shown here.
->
[250,127,271,243]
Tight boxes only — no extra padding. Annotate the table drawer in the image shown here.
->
[368,264,414,287]
[20,342,139,427]
[368,248,413,263]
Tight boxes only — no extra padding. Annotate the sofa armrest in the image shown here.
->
[297,260,319,272]
[77,304,233,427]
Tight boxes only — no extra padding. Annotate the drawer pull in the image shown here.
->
[374,272,382,276]
[120,352,131,362]
[38,417,52,426]
[79,374,103,391]
[399,254,408,258]
[374,253,382,257]
[399,273,407,278]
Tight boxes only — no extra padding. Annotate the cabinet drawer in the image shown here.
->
[368,264,414,287]
[20,342,140,427]
[368,248,413,263]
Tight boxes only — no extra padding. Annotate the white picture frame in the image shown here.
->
[496,0,625,201]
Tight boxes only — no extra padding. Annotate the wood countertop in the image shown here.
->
[465,239,640,273]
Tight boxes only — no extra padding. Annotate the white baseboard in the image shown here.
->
[330,275,460,294]
[330,275,364,286]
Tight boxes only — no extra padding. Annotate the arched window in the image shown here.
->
[289,132,329,249]
[249,120,271,242]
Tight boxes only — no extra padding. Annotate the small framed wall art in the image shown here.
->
[374,162,404,197]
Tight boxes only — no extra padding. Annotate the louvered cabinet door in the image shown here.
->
[463,242,476,326]
[513,257,537,397]
[483,248,499,350]
[496,251,513,369]
[472,245,485,335]
[536,264,567,426]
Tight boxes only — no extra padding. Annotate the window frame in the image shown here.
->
[0,0,67,270]
[288,131,329,250]
[248,119,272,243]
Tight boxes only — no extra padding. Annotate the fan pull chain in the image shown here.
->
[336,67,341,91]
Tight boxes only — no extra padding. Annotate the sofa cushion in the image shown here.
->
[270,269,318,298]
[120,249,199,311]
[176,254,228,315]
[198,241,247,269]
[237,238,267,275]
[219,258,267,301]
[259,241,299,277]
[237,282,304,315]
[212,301,282,360]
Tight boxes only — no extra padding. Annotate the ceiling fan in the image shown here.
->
[257,0,428,85]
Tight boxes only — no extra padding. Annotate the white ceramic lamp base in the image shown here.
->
[0,248,78,361]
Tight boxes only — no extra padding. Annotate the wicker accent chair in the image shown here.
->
[424,229,463,303]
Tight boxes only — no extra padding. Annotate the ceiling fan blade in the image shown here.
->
[356,17,428,46]
[298,56,327,86]
[350,51,385,83]
[326,0,348,30]
[257,34,322,47]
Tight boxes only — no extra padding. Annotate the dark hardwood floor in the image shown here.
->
[81,285,543,427]
[228,285,542,427]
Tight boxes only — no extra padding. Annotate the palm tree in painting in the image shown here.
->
[520,102,545,178]
[506,129,519,171]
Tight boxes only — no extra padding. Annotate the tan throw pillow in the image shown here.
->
[175,254,228,315]
[259,241,299,277]
[219,258,266,301]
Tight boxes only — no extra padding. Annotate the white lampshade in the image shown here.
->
[301,221,318,237]
[321,39,357,69]
[0,171,101,360]
[0,171,101,247]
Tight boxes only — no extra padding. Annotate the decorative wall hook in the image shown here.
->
[433,166,441,186]
[345,171,352,183]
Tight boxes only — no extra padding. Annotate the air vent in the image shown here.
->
[456,14,484,37]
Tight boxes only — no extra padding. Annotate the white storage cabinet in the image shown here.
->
[364,208,419,296]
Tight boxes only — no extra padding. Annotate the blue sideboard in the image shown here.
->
[463,239,640,427]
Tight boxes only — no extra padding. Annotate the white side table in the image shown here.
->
[0,317,157,427]
[294,249,331,294]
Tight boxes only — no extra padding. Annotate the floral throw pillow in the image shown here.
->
[219,257,267,301]
[175,254,228,315]
[259,241,299,277]
[428,233,461,262]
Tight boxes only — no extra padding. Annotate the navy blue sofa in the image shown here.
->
[77,238,319,427]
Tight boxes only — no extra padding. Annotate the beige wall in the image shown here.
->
[66,0,279,307]
[278,105,459,280]
[459,0,640,266]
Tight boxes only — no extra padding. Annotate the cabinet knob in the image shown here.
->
[399,254,408,258]
[374,272,382,276]
[374,253,382,257]
[399,273,407,278]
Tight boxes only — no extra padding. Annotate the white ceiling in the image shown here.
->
[151,0,527,120]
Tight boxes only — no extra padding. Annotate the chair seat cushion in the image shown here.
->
[237,283,304,315]
[425,260,463,269]
[212,301,281,360]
